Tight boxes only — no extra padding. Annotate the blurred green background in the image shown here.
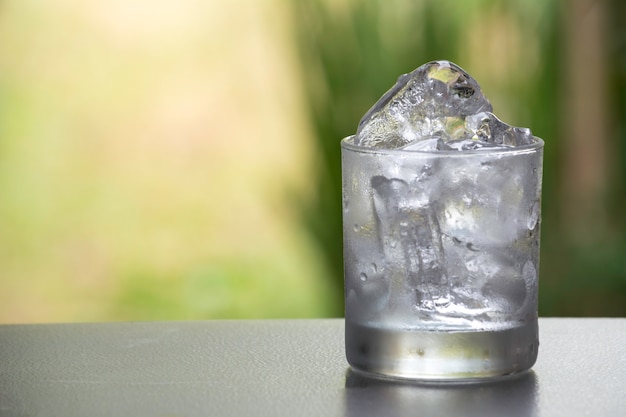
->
[0,0,624,323]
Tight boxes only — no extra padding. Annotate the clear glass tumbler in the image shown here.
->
[342,136,544,381]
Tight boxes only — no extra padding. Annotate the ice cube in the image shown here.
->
[370,175,448,310]
[400,137,442,152]
[354,60,535,150]
[465,112,534,147]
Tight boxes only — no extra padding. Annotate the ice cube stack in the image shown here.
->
[354,60,536,151]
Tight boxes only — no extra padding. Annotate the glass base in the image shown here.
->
[345,320,538,382]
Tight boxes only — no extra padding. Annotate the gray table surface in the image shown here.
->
[0,318,624,417]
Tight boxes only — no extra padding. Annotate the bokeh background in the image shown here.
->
[0,0,624,323]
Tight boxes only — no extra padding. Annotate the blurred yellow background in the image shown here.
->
[0,0,334,322]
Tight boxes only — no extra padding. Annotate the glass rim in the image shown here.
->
[340,135,544,156]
